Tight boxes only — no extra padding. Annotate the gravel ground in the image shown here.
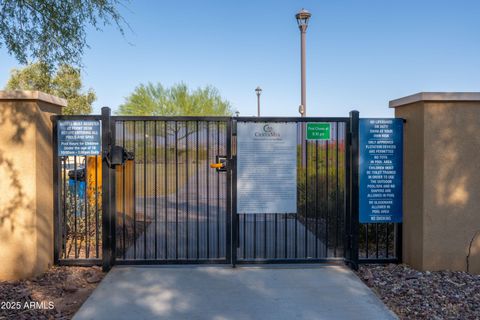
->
[358,264,480,320]
[0,266,104,320]
[3,264,478,319]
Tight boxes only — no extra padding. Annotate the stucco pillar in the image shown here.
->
[390,92,480,274]
[0,91,66,280]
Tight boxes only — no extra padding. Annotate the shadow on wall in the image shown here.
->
[0,152,34,229]
[0,99,56,279]
[427,103,480,273]
[0,101,35,225]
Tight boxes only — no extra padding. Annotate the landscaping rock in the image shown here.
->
[0,266,105,320]
[63,284,78,293]
[85,273,102,284]
[357,264,480,319]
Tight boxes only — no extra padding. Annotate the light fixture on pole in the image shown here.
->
[298,104,305,116]
[255,86,262,117]
[295,8,311,117]
[296,8,311,167]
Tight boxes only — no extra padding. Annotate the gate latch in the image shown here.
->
[106,145,134,168]
[210,155,227,172]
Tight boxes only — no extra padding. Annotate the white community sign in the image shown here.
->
[236,122,297,214]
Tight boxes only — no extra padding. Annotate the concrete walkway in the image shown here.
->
[73,265,397,320]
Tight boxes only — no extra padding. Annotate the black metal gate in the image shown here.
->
[113,116,232,264]
[53,109,400,270]
[232,117,355,265]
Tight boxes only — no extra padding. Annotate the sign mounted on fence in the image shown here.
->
[237,122,297,214]
[306,122,331,140]
[57,120,101,156]
[359,118,403,223]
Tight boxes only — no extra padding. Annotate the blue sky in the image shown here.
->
[1,0,480,117]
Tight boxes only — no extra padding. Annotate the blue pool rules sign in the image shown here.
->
[58,120,101,156]
[359,119,403,223]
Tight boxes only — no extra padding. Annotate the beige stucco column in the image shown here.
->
[391,92,480,274]
[0,90,66,280]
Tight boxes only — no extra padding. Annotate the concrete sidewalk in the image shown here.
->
[73,265,397,320]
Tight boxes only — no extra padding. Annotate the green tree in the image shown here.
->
[0,0,126,66]
[118,83,232,116]
[6,62,96,115]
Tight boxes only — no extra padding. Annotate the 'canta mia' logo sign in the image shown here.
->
[254,124,280,137]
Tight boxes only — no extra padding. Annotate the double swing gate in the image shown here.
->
[53,108,401,270]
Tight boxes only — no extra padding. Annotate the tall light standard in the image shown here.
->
[296,9,311,167]
[296,8,311,117]
[255,86,262,117]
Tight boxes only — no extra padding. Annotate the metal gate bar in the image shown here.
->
[52,111,400,269]
[112,117,231,264]
[232,117,351,265]
[52,114,103,266]
[359,223,402,263]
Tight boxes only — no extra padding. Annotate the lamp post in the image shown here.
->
[255,86,262,117]
[296,8,311,167]
[296,8,311,117]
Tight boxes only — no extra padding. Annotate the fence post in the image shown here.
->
[349,110,360,270]
[226,119,233,266]
[0,91,65,280]
[52,118,61,265]
[230,119,238,267]
[102,107,114,271]
[395,223,403,263]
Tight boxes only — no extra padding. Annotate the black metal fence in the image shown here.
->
[359,223,402,263]
[52,110,401,268]
[234,119,349,263]
[53,116,103,265]
[56,155,102,260]
[112,118,231,264]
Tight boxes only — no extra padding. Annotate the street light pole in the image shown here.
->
[300,27,306,117]
[296,9,311,167]
[296,9,311,117]
[255,86,262,117]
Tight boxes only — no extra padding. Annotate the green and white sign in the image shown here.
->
[306,122,331,140]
